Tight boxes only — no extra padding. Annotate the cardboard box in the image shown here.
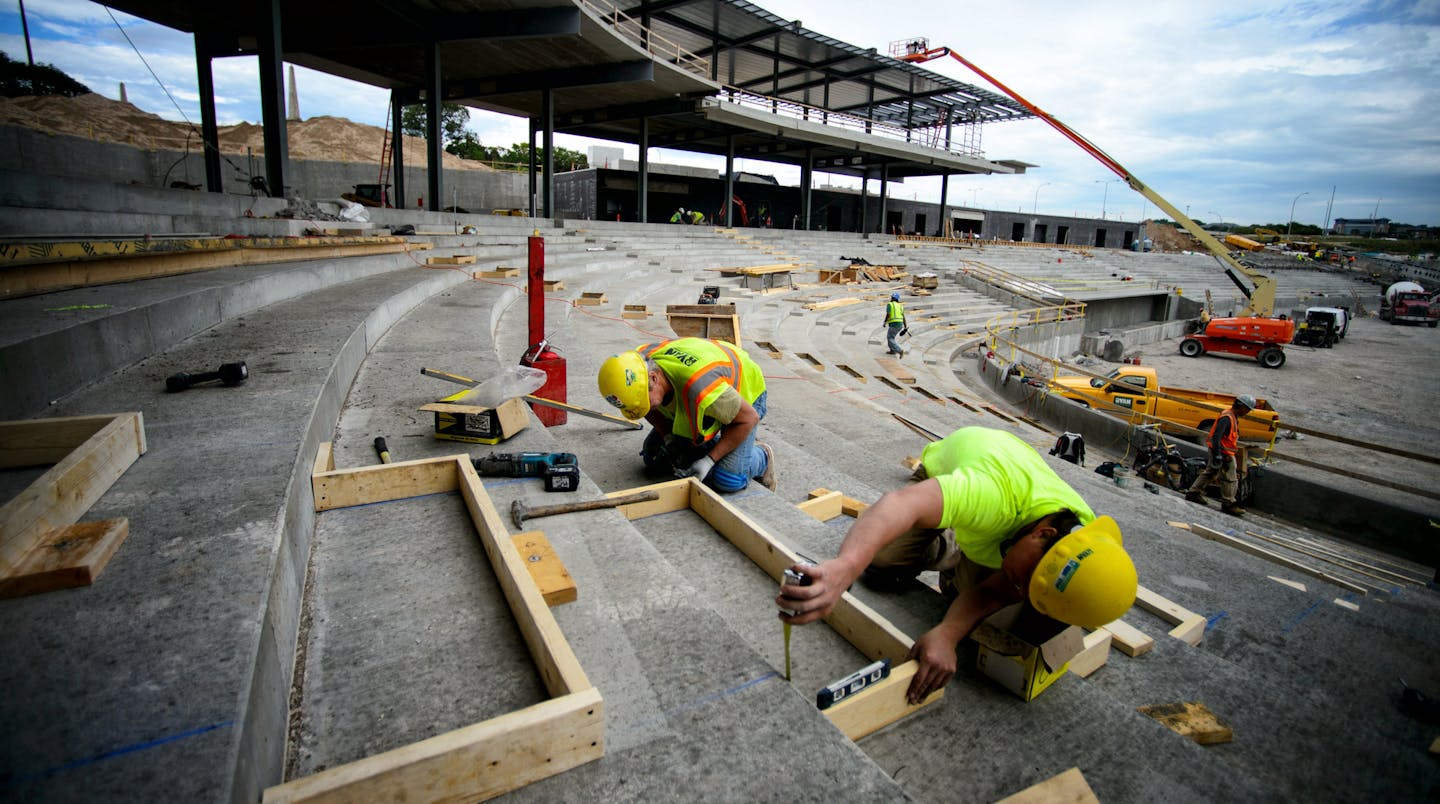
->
[418,395,528,444]
[972,603,1085,701]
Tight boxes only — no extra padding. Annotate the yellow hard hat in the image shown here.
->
[1027,516,1137,629]
[598,351,649,420]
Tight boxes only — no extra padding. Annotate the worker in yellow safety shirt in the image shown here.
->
[776,426,1137,704]
[688,209,706,225]
[884,291,908,356]
[1185,394,1254,516]
[598,337,775,493]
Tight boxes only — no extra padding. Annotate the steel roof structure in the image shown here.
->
[102,0,1035,209]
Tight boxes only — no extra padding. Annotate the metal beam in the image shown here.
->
[193,31,222,193]
[390,91,405,209]
[291,7,580,50]
[446,60,654,99]
[255,0,287,198]
[424,40,442,212]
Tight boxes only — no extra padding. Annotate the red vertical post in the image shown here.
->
[528,232,545,345]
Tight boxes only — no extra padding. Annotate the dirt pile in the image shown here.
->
[1145,221,1201,253]
[0,93,491,171]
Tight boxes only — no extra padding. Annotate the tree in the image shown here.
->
[400,102,469,148]
[0,52,90,98]
[492,143,588,171]
[446,131,501,163]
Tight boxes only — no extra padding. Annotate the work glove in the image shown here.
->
[677,455,716,481]
[1208,452,1224,470]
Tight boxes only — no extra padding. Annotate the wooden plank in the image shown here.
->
[457,460,592,697]
[1068,631,1112,678]
[0,414,112,468]
[608,478,692,519]
[1098,619,1154,657]
[1188,523,1368,595]
[426,254,477,265]
[475,267,519,278]
[807,488,869,518]
[1244,529,1416,585]
[1133,584,1204,645]
[311,453,462,512]
[0,517,129,599]
[996,767,1099,804]
[797,491,843,522]
[1268,575,1307,592]
[821,660,942,740]
[1169,616,1207,646]
[541,280,565,291]
[0,412,145,576]
[315,441,335,474]
[512,530,577,606]
[686,481,914,663]
[263,687,603,803]
[3,241,413,298]
[802,297,863,311]
[1137,701,1234,745]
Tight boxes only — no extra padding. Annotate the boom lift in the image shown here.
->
[892,38,1295,367]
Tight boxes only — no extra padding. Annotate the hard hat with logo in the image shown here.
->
[1028,516,1137,629]
[598,351,649,420]
[1235,394,1256,411]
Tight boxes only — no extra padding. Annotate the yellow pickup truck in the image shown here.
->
[1052,365,1280,441]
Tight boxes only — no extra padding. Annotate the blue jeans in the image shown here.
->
[887,323,905,355]
[641,392,769,493]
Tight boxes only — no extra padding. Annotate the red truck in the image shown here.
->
[1380,281,1439,327]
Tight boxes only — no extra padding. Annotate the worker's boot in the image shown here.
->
[1222,502,1246,516]
[1184,491,1208,506]
[758,443,778,491]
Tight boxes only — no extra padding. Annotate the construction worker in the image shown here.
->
[777,426,1137,704]
[670,207,686,224]
[598,338,775,493]
[884,291,908,356]
[1185,394,1254,516]
[688,209,706,225]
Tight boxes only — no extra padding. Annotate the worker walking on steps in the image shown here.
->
[776,426,1137,705]
[598,337,776,493]
[1185,394,1254,516]
[885,292,908,356]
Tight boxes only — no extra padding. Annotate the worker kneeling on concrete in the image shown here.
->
[598,337,775,493]
[1185,394,1254,516]
[777,426,1136,704]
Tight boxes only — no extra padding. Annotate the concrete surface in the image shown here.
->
[2,192,1437,804]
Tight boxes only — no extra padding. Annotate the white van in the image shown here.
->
[1306,306,1350,339]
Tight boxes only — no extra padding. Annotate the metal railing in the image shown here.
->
[581,0,988,159]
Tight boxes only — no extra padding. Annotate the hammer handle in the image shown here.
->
[517,489,660,524]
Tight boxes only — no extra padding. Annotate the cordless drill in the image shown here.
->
[472,452,579,492]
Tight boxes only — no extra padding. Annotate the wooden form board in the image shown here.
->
[2,238,420,299]
[512,530,577,606]
[267,448,603,802]
[803,488,870,521]
[0,412,145,598]
[475,267,520,278]
[576,292,608,306]
[607,477,940,740]
[996,767,1099,804]
[427,254,477,265]
[1186,523,1367,595]
[1137,701,1234,745]
[1098,619,1154,657]
[1133,585,1206,646]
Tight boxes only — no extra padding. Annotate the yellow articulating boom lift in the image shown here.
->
[894,39,1295,368]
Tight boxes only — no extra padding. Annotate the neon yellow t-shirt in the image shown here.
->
[922,427,1095,569]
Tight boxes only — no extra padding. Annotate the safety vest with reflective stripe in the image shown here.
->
[886,301,905,325]
[638,338,765,442]
[1210,409,1240,456]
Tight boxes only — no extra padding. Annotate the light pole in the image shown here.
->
[1094,179,1120,219]
[1287,191,1309,237]
[1208,211,1224,231]
[1032,182,1050,214]
[968,188,982,208]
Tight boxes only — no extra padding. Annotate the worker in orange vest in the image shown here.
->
[1185,394,1254,516]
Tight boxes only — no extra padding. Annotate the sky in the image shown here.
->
[2,0,1438,227]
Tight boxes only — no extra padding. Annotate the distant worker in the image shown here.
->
[777,426,1138,704]
[884,291,909,356]
[598,338,775,493]
[688,209,706,225]
[670,207,686,224]
[1184,394,1255,516]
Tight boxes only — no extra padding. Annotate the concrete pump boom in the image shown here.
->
[896,41,1277,317]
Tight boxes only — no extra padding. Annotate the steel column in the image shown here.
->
[256,0,288,198]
